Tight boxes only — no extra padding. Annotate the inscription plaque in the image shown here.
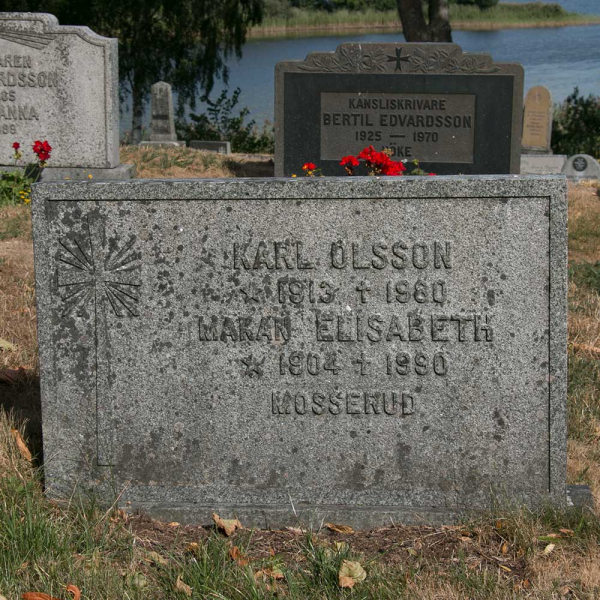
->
[320,93,475,162]
[32,176,567,528]
[276,43,524,176]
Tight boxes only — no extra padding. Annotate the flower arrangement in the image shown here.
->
[0,139,53,205]
[297,146,436,178]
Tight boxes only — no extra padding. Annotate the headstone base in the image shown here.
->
[0,164,136,182]
[522,148,554,156]
[139,141,186,148]
[521,154,566,175]
[124,485,592,528]
[190,140,231,154]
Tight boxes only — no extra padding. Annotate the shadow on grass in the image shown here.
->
[0,371,43,467]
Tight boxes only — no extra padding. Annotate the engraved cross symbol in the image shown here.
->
[241,354,265,378]
[356,280,371,304]
[386,48,411,72]
[353,352,371,376]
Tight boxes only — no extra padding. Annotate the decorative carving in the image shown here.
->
[57,218,141,318]
[0,29,56,50]
[297,44,500,75]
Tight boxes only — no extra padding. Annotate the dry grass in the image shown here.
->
[120,145,274,179]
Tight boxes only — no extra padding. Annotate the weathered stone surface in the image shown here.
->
[32,175,567,527]
[190,140,231,154]
[522,85,553,154]
[149,81,177,142]
[275,43,524,176]
[562,154,600,181]
[521,154,566,175]
[0,13,119,169]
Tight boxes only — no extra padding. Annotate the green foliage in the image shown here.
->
[569,261,600,295]
[552,88,600,158]
[0,168,35,207]
[178,88,274,154]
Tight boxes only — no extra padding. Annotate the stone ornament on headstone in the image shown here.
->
[522,85,553,154]
[521,154,566,175]
[139,81,185,147]
[275,43,524,176]
[190,140,231,154]
[32,175,569,527]
[0,12,133,179]
[562,154,600,181]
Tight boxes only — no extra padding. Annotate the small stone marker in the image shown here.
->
[522,85,553,154]
[275,43,524,176]
[521,154,566,175]
[140,81,185,147]
[0,13,134,180]
[33,175,568,527]
[190,140,231,154]
[562,154,600,181]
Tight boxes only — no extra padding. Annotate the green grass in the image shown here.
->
[251,3,600,37]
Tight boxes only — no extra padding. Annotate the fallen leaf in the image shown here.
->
[11,429,32,461]
[572,342,600,359]
[145,551,169,566]
[338,560,366,588]
[325,522,354,534]
[460,536,473,542]
[559,528,574,536]
[22,586,81,600]
[0,338,15,351]
[175,575,192,596]
[229,545,249,566]
[334,541,348,552]
[213,513,243,536]
[255,568,284,581]
[523,579,531,589]
[284,526,305,535]
[559,585,572,596]
[168,521,180,528]
[269,547,275,557]
[499,565,512,573]
[0,367,25,384]
[500,541,509,554]
[546,533,561,539]
[543,543,556,555]
[185,542,199,553]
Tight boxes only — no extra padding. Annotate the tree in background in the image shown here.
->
[396,0,452,42]
[1,0,263,143]
[552,88,600,157]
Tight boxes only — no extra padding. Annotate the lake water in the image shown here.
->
[122,0,600,134]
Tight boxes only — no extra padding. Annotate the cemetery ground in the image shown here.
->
[0,178,600,598]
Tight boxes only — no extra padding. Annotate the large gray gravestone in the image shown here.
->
[139,81,185,147]
[0,13,133,180]
[33,176,568,527]
[275,43,524,176]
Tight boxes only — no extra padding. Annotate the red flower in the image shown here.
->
[381,160,406,176]
[302,162,316,171]
[12,141,19,150]
[429,172,436,176]
[340,156,359,167]
[357,146,376,161]
[33,139,52,163]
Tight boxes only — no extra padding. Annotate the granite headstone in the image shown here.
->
[33,175,568,527]
[275,43,524,176]
[562,154,600,181]
[0,12,134,180]
[522,85,553,154]
[140,81,185,147]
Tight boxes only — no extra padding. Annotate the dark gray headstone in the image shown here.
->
[190,140,231,154]
[32,175,567,528]
[275,43,524,176]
